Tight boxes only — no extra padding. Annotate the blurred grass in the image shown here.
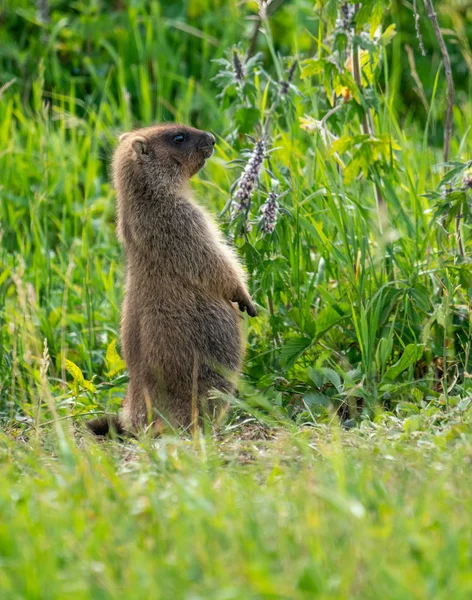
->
[1,416,472,599]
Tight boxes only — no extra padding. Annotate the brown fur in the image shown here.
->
[87,124,256,436]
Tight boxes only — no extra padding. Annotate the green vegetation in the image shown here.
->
[1,0,472,597]
[1,414,472,599]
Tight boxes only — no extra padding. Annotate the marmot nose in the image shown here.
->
[205,132,216,146]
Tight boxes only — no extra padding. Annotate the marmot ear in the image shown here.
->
[131,136,148,155]
[119,132,130,143]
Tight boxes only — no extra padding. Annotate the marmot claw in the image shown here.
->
[238,300,257,317]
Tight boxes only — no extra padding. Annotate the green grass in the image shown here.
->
[1,415,472,599]
[1,0,472,596]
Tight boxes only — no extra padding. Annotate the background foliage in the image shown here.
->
[1,0,472,427]
[1,2,472,598]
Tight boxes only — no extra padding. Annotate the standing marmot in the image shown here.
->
[88,124,256,435]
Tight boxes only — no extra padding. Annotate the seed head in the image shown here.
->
[232,50,245,85]
[37,0,49,24]
[463,172,472,190]
[258,0,269,20]
[334,2,355,42]
[259,191,279,234]
[413,0,426,57]
[231,139,266,218]
[280,60,297,95]
[287,60,297,84]
[441,184,453,199]
[279,80,290,95]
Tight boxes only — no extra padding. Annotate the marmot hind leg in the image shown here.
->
[197,363,234,424]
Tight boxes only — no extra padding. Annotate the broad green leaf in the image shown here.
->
[300,58,331,78]
[65,359,96,393]
[344,158,365,183]
[381,24,397,46]
[331,134,369,155]
[66,359,97,393]
[0,269,10,286]
[81,379,97,393]
[304,392,330,408]
[235,107,260,132]
[403,415,421,433]
[383,344,424,381]
[315,306,348,339]
[321,367,342,392]
[106,340,127,377]
[106,339,121,366]
[376,336,393,371]
[280,336,312,369]
[65,359,85,385]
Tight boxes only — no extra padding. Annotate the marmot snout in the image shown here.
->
[88,124,256,436]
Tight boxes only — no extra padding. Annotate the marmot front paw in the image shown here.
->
[235,298,257,317]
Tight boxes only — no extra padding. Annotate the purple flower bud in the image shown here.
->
[334,2,355,43]
[463,174,472,190]
[231,139,266,218]
[259,191,279,235]
[232,50,245,84]
[441,184,453,199]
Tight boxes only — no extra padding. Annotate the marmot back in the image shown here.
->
[88,124,256,436]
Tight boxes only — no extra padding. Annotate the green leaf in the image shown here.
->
[344,158,363,184]
[300,58,326,78]
[315,305,348,339]
[65,359,85,385]
[376,336,393,371]
[356,0,384,35]
[331,134,369,155]
[65,359,96,393]
[383,344,424,381]
[403,415,421,433]
[381,24,397,47]
[106,339,126,378]
[279,336,312,369]
[409,285,432,314]
[234,106,260,132]
[81,379,97,393]
[458,397,472,412]
[438,165,466,187]
[321,367,342,392]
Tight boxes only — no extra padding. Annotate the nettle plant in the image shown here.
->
[212,0,472,421]
[300,1,397,206]
[211,1,394,417]
[428,161,472,260]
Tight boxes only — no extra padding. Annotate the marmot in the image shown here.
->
[88,124,256,435]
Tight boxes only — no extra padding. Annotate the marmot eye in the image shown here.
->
[173,134,186,144]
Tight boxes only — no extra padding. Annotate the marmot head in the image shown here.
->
[117,124,216,186]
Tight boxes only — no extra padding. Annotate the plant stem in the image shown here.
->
[247,0,286,58]
[37,0,49,24]
[413,0,426,56]
[37,0,50,44]
[405,44,430,112]
[352,3,385,213]
[351,43,370,137]
[456,213,465,258]
[423,0,454,162]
